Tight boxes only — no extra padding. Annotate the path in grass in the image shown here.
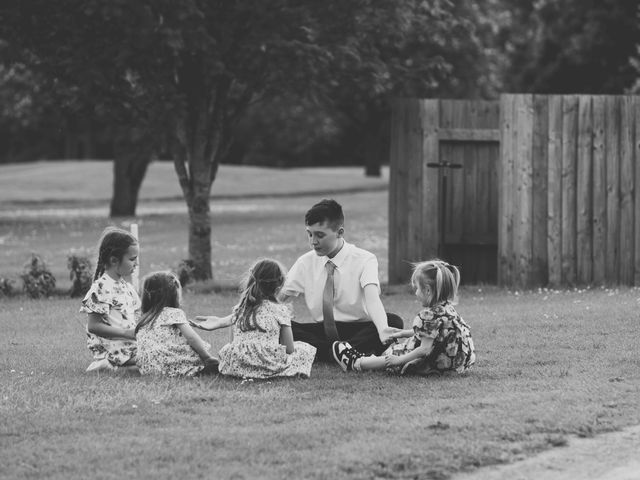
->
[453,424,640,480]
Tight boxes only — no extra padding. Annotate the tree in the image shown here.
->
[1,0,491,279]
[321,1,493,176]
[488,0,640,94]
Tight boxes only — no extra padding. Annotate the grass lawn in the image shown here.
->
[2,161,640,479]
[0,161,388,289]
[2,287,640,479]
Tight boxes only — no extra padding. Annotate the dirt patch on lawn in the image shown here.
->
[454,424,640,480]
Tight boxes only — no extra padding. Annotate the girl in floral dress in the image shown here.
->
[333,259,475,375]
[80,227,140,372]
[191,258,317,379]
[135,271,219,376]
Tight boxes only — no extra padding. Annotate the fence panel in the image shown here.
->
[591,96,607,284]
[619,96,635,284]
[547,96,563,287]
[576,95,593,284]
[605,96,621,283]
[532,95,549,285]
[390,94,639,287]
[561,95,579,285]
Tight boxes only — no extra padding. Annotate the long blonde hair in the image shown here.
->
[233,259,286,332]
[411,259,460,307]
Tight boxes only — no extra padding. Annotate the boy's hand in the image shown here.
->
[379,326,403,345]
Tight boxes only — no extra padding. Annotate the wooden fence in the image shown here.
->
[500,94,640,287]
[389,94,640,287]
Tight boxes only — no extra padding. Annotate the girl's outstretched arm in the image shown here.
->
[278,325,295,354]
[190,314,234,331]
[87,313,135,340]
[384,338,434,370]
[176,323,216,363]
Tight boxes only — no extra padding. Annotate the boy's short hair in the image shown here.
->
[305,199,344,230]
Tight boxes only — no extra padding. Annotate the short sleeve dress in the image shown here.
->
[388,301,475,375]
[136,307,210,377]
[80,274,140,367]
[218,301,317,379]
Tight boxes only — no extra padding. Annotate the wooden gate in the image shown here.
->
[389,99,500,284]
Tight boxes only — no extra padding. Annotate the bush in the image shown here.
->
[21,254,56,299]
[176,259,197,287]
[67,255,93,298]
[0,277,15,297]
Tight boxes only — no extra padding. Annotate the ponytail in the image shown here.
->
[232,258,287,332]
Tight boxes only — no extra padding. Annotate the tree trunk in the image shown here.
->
[364,134,382,177]
[363,112,389,178]
[110,144,152,217]
[174,119,217,281]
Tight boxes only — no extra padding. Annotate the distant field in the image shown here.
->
[0,161,389,291]
[0,160,389,205]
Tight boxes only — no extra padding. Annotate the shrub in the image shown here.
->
[67,255,93,298]
[176,259,197,287]
[21,254,56,299]
[0,277,15,297]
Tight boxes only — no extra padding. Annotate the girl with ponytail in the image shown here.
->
[191,258,316,379]
[80,227,139,372]
[332,259,475,375]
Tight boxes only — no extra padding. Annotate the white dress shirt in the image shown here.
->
[282,241,380,324]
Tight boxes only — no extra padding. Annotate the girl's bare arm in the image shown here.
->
[384,338,434,368]
[190,314,234,331]
[278,325,295,354]
[176,323,216,362]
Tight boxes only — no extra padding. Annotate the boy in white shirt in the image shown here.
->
[280,199,404,361]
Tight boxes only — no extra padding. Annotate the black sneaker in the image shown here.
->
[332,341,365,372]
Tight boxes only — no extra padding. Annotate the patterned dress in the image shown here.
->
[387,301,475,375]
[219,301,317,379]
[80,274,139,368]
[136,307,210,377]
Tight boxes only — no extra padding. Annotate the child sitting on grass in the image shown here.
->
[80,227,140,373]
[191,258,317,379]
[332,260,475,375]
[135,271,219,376]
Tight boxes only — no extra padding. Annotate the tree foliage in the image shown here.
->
[1,0,491,278]
[487,0,640,94]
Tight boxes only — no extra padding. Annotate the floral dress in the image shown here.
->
[387,301,475,375]
[136,307,210,377]
[219,301,317,379]
[80,274,139,368]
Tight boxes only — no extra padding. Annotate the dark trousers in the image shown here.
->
[291,313,405,362]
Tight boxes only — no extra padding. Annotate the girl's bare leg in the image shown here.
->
[358,355,387,371]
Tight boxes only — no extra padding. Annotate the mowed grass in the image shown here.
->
[2,287,640,479]
[0,160,389,205]
[2,161,640,479]
[0,161,388,289]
